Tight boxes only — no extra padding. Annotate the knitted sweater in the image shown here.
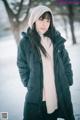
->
[40,35,58,114]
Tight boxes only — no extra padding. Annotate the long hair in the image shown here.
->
[27,12,54,57]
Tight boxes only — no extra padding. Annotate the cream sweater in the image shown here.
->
[40,35,58,114]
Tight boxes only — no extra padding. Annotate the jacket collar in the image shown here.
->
[22,27,66,48]
[51,28,66,46]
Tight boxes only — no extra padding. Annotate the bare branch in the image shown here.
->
[2,0,15,18]
[17,0,24,18]
[21,0,32,26]
[53,12,80,16]
[23,0,32,22]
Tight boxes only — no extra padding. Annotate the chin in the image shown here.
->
[40,30,47,34]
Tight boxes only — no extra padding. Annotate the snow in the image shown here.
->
[0,0,80,119]
[0,34,80,120]
[0,35,27,120]
[68,44,80,119]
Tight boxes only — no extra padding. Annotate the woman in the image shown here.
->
[17,5,75,120]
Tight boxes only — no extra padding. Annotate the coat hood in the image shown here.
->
[27,5,54,29]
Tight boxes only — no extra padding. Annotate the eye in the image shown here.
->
[39,17,43,21]
[46,19,50,22]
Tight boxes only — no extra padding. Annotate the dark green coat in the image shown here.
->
[17,29,75,120]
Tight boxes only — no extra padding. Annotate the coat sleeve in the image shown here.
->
[61,45,73,86]
[17,39,30,87]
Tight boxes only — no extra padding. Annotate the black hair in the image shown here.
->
[39,11,52,20]
[27,12,54,57]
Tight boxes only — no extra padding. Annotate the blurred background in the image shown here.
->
[0,0,80,120]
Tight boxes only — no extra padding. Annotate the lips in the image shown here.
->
[40,28,46,30]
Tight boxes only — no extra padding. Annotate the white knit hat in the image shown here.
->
[27,5,54,29]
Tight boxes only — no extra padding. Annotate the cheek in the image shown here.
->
[35,22,41,30]
[47,22,50,28]
[46,23,50,30]
[35,23,38,31]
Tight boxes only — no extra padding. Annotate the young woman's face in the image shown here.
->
[35,17,50,34]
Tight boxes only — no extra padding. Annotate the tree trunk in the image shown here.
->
[2,0,31,45]
[62,16,68,39]
[12,22,20,45]
[68,5,76,44]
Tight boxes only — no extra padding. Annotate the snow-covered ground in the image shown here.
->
[0,35,27,120]
[0,35,80,120]
[67,44,80,119]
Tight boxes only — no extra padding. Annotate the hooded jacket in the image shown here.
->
[27,5,54,29]
[17,5,75,120]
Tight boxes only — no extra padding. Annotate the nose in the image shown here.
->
[42,20,47,27]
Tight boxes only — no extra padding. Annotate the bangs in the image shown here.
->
[39,12,52,20]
